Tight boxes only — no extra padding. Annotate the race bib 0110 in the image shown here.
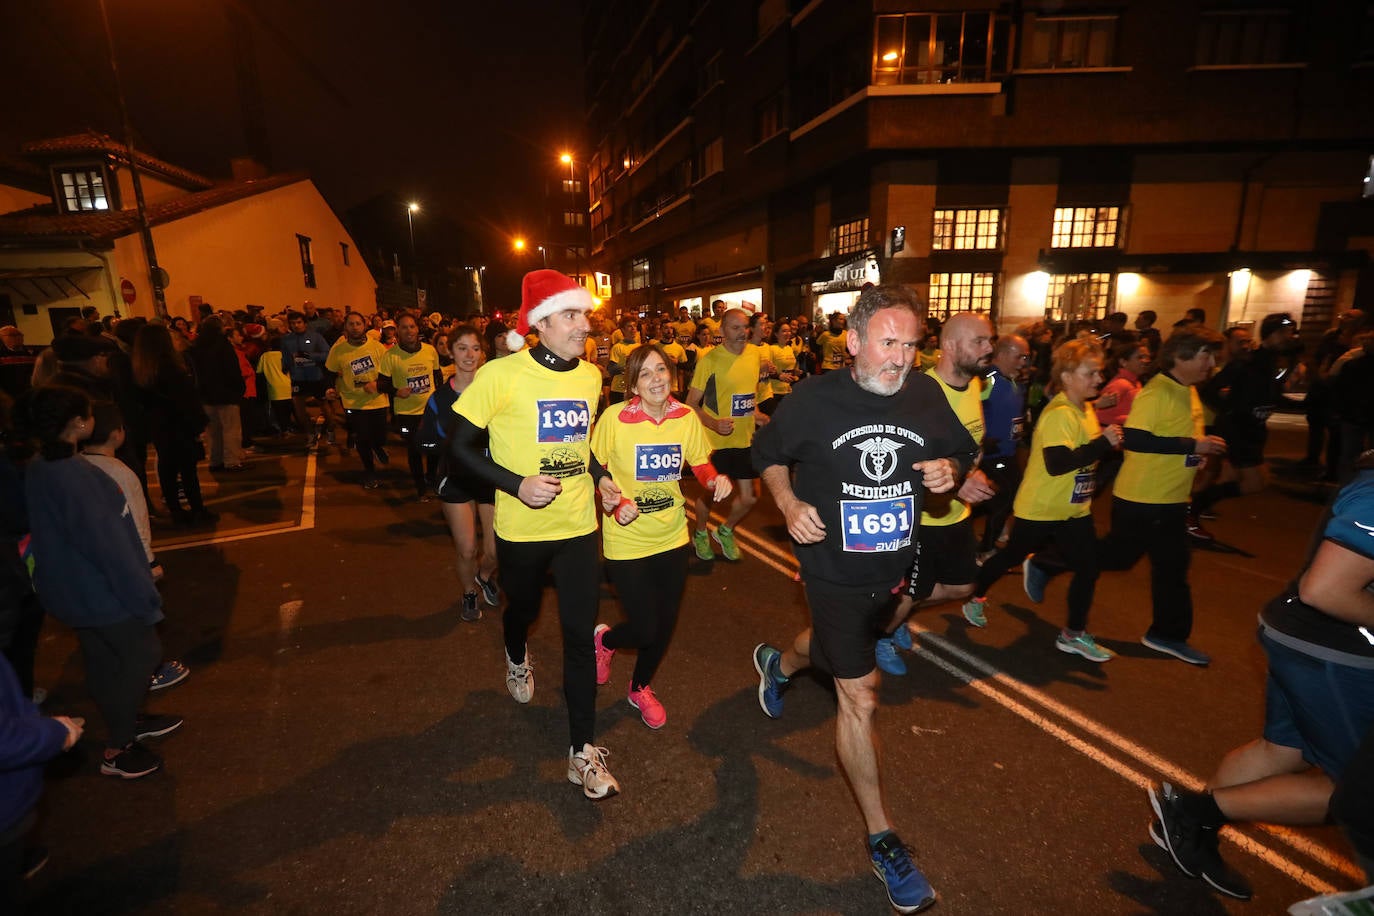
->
[635,443,683,482]
[536,399,590,443]
[839,496,915,553]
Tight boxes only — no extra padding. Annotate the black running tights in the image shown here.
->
[602,545,689,690]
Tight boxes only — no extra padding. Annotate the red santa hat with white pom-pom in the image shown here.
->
[506,269,593,353]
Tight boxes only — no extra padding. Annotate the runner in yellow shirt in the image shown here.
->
[764,320,801,415]
[962,339,1123,661]
[591,344,731,729]
[607,317,640,404]
[255,344,294,438]
[449,269,625,799]
[324,312,390,490]
[380,313,442,500]
[686,308,770,561]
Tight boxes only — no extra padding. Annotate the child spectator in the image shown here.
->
[17,386,181,779]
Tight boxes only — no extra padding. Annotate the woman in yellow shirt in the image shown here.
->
[962,339,1123,661]
[591,344,732,728]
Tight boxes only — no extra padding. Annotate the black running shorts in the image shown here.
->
[907,517,978,600]
[804,576,901,680]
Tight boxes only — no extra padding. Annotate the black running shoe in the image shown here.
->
[100,742,162,779]
[474,571,500,607]
[134,713,183,740]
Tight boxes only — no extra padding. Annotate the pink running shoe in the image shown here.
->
[627,683,666,729]
[593,624,614,686]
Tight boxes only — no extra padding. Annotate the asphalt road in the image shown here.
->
[24,417,1366,915]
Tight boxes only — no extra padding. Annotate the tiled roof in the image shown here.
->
[0,172,310,243]
[22,131,215,190]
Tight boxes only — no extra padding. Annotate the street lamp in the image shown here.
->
[537,245,547,267]
[406,202,420,304]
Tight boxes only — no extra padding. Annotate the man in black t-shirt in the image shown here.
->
[750,284,975,915]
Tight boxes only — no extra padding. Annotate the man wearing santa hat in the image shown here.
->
[448,269,625,799]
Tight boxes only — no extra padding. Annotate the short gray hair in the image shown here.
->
[848,284,925,343]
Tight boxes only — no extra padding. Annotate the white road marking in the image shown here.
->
[711,511,1362,890]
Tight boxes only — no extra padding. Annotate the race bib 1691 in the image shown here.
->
[839,496,915,552]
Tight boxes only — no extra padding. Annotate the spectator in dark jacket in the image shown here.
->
[17,385,172,781]
[187,318,246,472]
[133,324,214,526]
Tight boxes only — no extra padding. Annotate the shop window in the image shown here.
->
[1023,15,1118,69]
[830,217,870,257]
[928,273,997,320]
[932,208,1003,250]
[1051,206,1122,248]
[56,167,109,212]
[297,234,316,289]
[1045,273,1113,322]
[873,11,1011,85]
[1196,10,1291,67]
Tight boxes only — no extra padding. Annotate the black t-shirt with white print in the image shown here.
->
[752,369,979,589]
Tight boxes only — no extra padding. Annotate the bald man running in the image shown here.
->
[877,313,997,675]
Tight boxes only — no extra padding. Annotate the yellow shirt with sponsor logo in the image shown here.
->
[591,397,715,560]
[768,342,797,396]
[817,331,848,371]
[381,343,440,415]
[920,372,985,527]
[454,348,601,542]
[609,340,640,394]
[1115,373,1205,505]
[1014,392,1102,521]
[324,337,389,410]
[255,350,293,402]
[689,343,767,450]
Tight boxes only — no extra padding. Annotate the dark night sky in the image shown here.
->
[0,0,587,304]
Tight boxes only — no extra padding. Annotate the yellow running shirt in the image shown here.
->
[817,331,847,372]
[325,337,389,410]
[609,340,640,394]
[1114,373,1205,505]
[768,342,797,396]
[689,343,767,450]
[255,350,293,402]
[591,397,716,560]
[381,343,440,415]
[920,372,985,527]
[660,340,688,388]
[454,348,601,542]
[1014,392,1102,521]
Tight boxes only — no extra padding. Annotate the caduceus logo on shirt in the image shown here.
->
[854,436,903,484]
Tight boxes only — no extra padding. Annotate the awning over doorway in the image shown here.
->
[0,266,98,300]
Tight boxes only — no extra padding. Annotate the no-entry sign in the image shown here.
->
[120,279,136,305]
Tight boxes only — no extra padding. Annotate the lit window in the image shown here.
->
[928,273,997,320]
[563,210,586,227]
[1051,206,1122,248]
[830,218,870,257]
[57,168,109,212]
[932,209,1003,250]
[627,257,652,291]
[1045,273,1113,322]
[1196,11,1291,67]
[297,235,316,289]
[873,12,1011,85]
[1024,15,1118,69]
[562,178,583,194]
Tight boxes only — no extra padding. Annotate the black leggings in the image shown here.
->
[396,416,437,494]
[347,408,388,473]
[1332,724,1374,881]
[603,545,689,690]
[973,514,1099,632]
[75,618,161,749]
[152,435,203,513]
[498,532,600,749]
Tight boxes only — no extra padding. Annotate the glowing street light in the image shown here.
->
[513,237,526,252]
[559,152,573,165]
[405,201,421,303]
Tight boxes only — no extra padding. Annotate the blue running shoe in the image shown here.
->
[890,623,913,651]
[752,643,787,718]
[1023,557,1048,604]
[875,637,907,676]
[870,834,936,914]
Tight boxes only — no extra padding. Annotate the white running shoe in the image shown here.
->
[505,647,534,704]
[567,744,620,799]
